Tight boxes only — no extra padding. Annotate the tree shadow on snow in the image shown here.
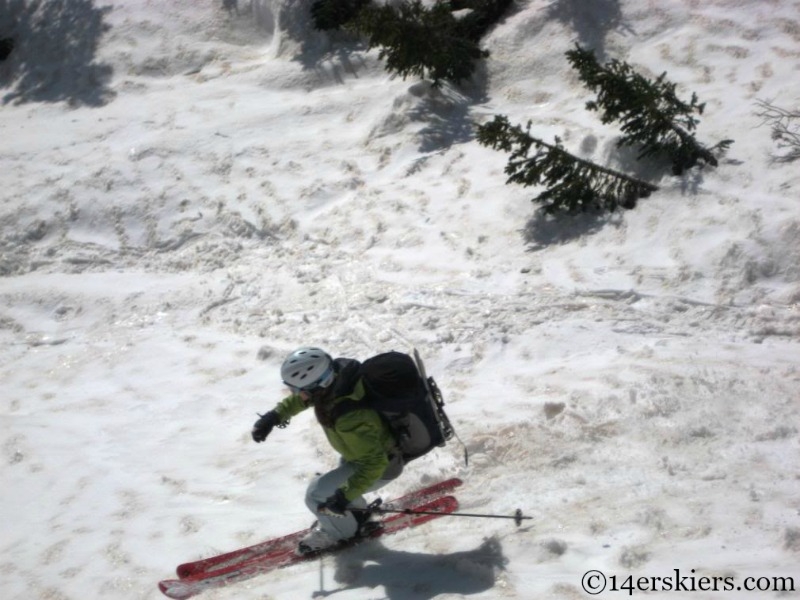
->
[546,0,633,60]
[0,0,114,106]
[275,0,491,154]
[608,138,710,198]
[293,47,489,156]
[297,35,374,87]
[405,76,490,154]
[261,0,373,85]
[313,536,507,600]
[522,207,620,250]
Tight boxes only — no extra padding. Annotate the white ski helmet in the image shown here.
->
[281,347,335,391]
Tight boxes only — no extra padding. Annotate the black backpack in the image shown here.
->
[332,349,458,462]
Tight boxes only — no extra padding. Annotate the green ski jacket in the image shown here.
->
[273,377,396,501]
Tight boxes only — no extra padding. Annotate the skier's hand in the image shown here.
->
[318,489,349,517]
[251,411,281,443]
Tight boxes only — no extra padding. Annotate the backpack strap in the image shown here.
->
[314,358,361,427]
[330,358,362,396]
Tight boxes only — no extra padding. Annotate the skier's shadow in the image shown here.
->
[313,536,507,599]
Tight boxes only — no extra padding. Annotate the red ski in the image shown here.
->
[174,477,461,579]
[158,495,458,599]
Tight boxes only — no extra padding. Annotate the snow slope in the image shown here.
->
[1,0,799,598]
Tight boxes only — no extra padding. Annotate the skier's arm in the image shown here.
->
[251,394,310,443]
[273,393,311,423]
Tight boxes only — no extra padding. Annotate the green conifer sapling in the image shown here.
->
[566,44,733,175]
[477,115,658,214]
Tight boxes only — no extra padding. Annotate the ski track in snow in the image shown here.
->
[1,0,799,599]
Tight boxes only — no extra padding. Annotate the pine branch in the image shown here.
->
[477,115,658,214]
[350,0,489,85]
[311,0,372,30]
[311,0,507,84]
[566,44,733,175]
[450,0,514,42]
[0,38,14,62]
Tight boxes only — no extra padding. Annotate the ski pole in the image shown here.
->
[355,505,532,526]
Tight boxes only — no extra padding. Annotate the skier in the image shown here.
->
[251,347,406,554]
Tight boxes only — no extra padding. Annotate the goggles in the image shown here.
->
[285,364,335,394]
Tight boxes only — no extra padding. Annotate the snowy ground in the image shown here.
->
[1,0,799,599]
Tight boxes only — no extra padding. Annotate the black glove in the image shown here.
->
[251,411,281,443]
[318,488,349,517]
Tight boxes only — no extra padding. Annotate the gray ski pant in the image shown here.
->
[305,456,403,541]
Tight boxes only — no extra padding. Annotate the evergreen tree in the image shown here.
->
[451,0,514,42]
[0,38,13,62]
[310,0,511,85]
[311,0,371,31]
[566,44,733,175]
[352,0,489,85]
[477,115,658,214]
